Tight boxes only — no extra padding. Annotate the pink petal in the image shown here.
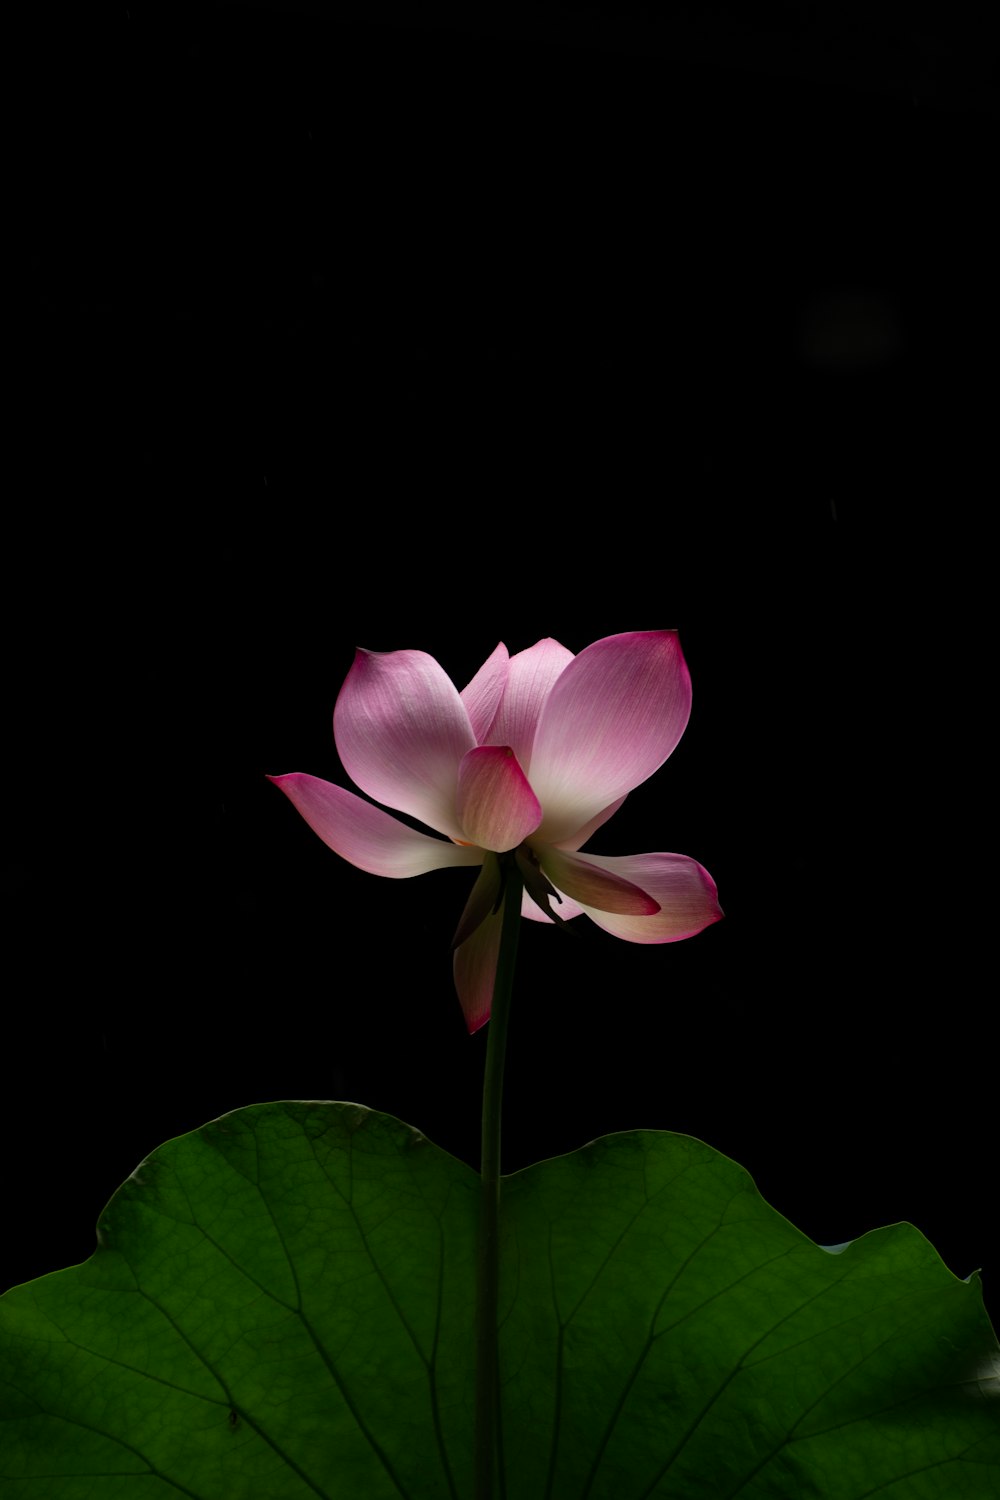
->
[555,795,628,851]
[482,637,575,771]
[269,773,483,877]
[573,851,723,942]
[334,648,475,838]
[453,903,503,1033]
[456,746,542,852]
[460,642,509,742]
[528,631,692,843]
[537,845,661,914]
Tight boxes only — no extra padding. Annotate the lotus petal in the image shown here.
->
[334,648,475,837]
[538,845,661,915]
[482,637,575,771]
[456,746,542,853]
[573,851,723,941]
[529,631,691,842]
[454,903,503,1034]
[268,773,482,877]
[460,642,509,742]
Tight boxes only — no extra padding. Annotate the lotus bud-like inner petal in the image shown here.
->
[480,637,575,770]
[456,746,543,852]
[460,642,509,742]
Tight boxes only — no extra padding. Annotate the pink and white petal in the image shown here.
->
[460,642,509,742]
[555,795,628,851]
[520,887,586,923]
[529,631,692,842]
[334,648,476,837]
[573,851,723,942]
[456,746,542,852]
[482,637,574,771]
[536,845,661,915]
[269,773,483,877]
[454,902,503,1034]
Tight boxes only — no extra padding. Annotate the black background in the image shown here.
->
[7,2,995,1329]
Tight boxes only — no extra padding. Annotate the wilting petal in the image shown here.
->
[454,903,503,1033]
[268,773,483,877]
[451,855,502,949]
[461,642,509,742]
[529,631,692,842]
[334,648,475,837]
[456,746,542,852]
[482,637,574,771]
[536,845,660,915]
[573,851,723,942]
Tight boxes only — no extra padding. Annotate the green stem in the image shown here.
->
[474,863,522,1500]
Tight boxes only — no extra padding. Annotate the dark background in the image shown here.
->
[7,2,995,1327]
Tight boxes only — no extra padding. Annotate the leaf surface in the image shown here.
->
[2,1102,996,1498]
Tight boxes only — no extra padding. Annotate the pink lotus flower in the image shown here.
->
[270,632,722,1032]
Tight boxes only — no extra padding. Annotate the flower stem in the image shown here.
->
[474,864,522,1500]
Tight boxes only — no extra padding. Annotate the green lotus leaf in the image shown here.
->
[2,1102,996,1498]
